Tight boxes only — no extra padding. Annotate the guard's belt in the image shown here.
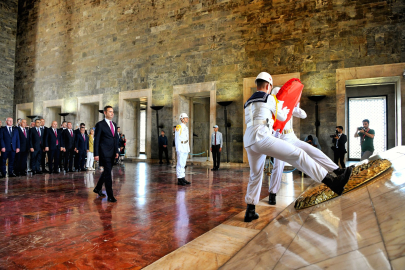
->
[181,140,188,144]
[282,129,294,134]
[246,120,268,127]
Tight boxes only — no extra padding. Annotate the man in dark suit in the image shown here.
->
[93,105,119,202]
[59,121,67,171]
[74,123,87,170]
[62,122,75,172]
[0,118,20,177]
[40,118,49,173]
[16,119,30,176]
[29,119,44,175]
[75,126,89,171]
[45,121,64,174]
[332,126,347,169]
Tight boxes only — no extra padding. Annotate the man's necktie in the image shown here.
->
[54,129,58,145]
[110,121,115,137]
[38,128,41,144]
[8,127,11,135]
[70,130,73,137]
[83,134,85,141]
[23,129,26,138]
[215,132,217,145]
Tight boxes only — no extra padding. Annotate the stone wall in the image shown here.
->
[14,0,405,161]
[0,0,17,121]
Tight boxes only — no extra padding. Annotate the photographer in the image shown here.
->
[305,135,318,148]
[354,119,375,161]
[331,126,347,168]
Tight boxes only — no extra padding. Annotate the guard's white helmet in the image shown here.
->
[179,113,189,120]
[255,72,273,86]
[271,86,281,96]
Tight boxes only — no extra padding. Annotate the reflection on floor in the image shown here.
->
[0,162,282,269]
[2,146,404,269]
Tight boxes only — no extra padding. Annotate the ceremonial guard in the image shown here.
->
[269,86,343,205]
[243,72,352,222]
[175,113,191,186]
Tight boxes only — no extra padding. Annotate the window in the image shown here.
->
[348,97,387,159]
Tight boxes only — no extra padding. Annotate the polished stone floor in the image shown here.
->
[0,162,272,269]
[2,147,405,269]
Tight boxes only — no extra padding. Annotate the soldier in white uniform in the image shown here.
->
[175,113,191,186]
[268,87,345,205]
[243,72,352,222]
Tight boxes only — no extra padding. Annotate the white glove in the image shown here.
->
[281,106,290,115]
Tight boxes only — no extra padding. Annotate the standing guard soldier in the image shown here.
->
[210,125,222,171]
[175,113,191,186]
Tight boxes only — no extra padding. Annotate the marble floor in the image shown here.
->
[1,146,404,269]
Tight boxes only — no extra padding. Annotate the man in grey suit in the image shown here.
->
[210,125,223,171]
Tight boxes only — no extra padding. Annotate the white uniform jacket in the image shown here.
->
[279,105,307,132]
[243,92,288,148]
[175,123,190,153]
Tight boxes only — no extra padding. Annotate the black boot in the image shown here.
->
[268,193,276,205]
[322,166,353,195]
[177,178,186,186]
[181,178,191,185]
[244,204,259,222]
[333,168,346,176]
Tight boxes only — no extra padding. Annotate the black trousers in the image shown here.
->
[334,150,346,168]
[64,148,75,171]
[48,148,60,172]
[212,145,221,169]
[41,148,47,171]
[31,149,42,172]
[77,150,87,170]
[59,151,65,170]
[15,151,28,174]
[159,146,169,163]
[2,150,16,175]
[96,156,115,197]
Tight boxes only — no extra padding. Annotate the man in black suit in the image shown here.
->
[40,118,49,173]
[59,121,67,171]
[93,105,119,202]
[45,121,64,174]
[62,122,75,172]
[16,119,30,176]
[332,126,347,169]
[75,126,89,171]
[0,118,20,177]
[74,123,87,170]
[29,119,44,175]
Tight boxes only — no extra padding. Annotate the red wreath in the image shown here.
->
[273,78,304,132]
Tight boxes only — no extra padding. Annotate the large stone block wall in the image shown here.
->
[14,0,405,161]
[0,0,17,121]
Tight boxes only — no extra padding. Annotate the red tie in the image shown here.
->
[54,129,58,145]
[110,121,115,137]
[23,128,26,138]
[38,128,41,144]
[70,130,73,137]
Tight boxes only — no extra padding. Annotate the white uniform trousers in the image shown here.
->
[269,133,338,194]
[176,152,188,178]
[245,135,328,205]
[86,152,94,168]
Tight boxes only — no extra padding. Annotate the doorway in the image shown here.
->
[118,89,152,159]
[348,96,388,160]
[77,95,103,129]
[16,102,33,123]
[43,99,64,127]
[192,96,210,161]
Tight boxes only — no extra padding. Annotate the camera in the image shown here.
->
[358,127,365,131]
[329,130,338,138]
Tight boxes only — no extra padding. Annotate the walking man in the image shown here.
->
[93,106,119,202]
[210,125,222,171]
[158,130,170,165]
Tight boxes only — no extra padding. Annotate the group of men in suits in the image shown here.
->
[1,106,119,203]
[0,117,90,177]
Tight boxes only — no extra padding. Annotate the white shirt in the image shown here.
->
[175,123,190,153]
[105,118,115,131]
[244,94,288,148]
[211,132,223,148]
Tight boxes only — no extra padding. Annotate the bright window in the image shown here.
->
[348,96,387,159]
